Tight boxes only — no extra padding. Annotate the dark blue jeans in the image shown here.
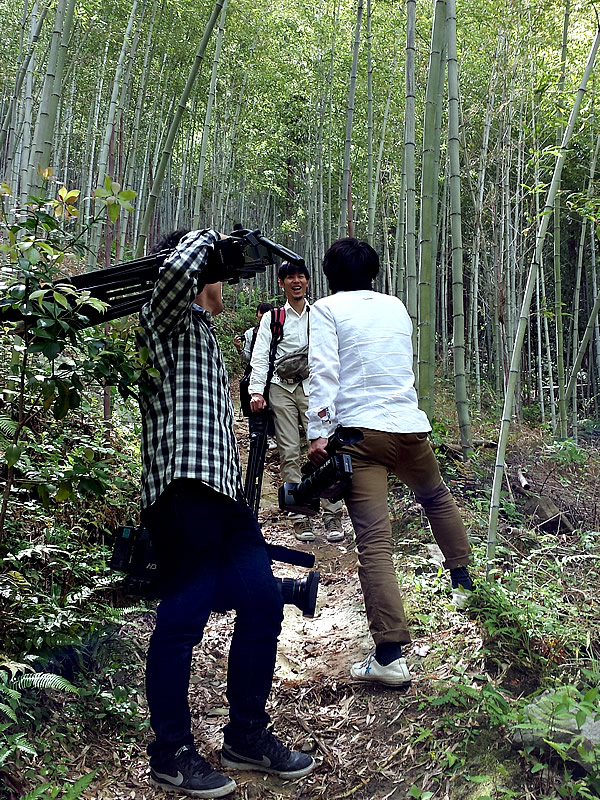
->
[143,480,283,761]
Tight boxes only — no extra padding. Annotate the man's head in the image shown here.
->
[256,302,274,323]
[150,229,190,253]
[322,238,379,293]
[278,261,310,306]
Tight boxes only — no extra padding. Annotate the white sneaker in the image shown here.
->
[350,652,412,688]
[267,438,278,451]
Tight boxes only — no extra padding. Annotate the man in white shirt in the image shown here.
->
[307,237,473,689]
[249,262,344,543]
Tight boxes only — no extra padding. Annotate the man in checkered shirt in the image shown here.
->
[137,228,314,797]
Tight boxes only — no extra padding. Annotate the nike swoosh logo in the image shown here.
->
[153,769,184,786]
[228,752,271,767]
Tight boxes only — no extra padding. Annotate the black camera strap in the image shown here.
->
[264,307,285,404]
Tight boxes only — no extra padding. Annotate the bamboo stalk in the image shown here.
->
[136,0,224,256]
[486,25,600,570]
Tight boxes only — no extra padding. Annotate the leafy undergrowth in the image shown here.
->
[2,405,600,799]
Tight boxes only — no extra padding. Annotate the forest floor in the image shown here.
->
[47,411,600,800]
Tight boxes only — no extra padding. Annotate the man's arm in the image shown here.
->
[248,312,273,406]
[147,229,220,335]
[307,301,340,442]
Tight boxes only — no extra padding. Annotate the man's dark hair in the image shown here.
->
[322,238,379,293]
[278,260,309,281]
[150,229,190,254]
[257,302,274,315]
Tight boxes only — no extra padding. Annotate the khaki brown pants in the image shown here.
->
[344,429,471,645]
[269,382,342,523]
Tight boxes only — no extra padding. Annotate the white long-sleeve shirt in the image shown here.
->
[307,290,431,440]
[248,300,310,396]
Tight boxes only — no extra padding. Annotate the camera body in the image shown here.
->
[278,426,364,516]
[110,525,160,596]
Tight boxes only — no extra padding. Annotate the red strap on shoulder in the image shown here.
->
[270,307,286,343]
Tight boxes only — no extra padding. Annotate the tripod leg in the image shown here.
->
[243,410,270,517]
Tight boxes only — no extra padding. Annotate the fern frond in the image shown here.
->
[0,655,34,679]
[62,771,96,800]
[14,672,77,693]
[21,783,55,799]
[13,544,68,561]
[105,605,141,620]
[66,575,123,604]
[0,682,21,701]
[0,701,17,722]
[5,735,37,758]
[0,416,17,439]
[560,553,600,566]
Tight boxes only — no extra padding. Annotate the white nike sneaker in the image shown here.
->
[350,651,412,688]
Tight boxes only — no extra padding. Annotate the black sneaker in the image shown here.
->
[150,744,236,798]
[221,728,315,779]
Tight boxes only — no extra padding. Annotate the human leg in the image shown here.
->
[268,383,303,483]
[343,430,411,645]
[215,499,314,778]
[216,500,283,740]
[391,434,471,569]
[292,389,344,539]
[145,482,281,759]
[144,482,222,762]
[269,383,314,539]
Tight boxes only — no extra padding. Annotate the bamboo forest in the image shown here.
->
[1,0,600,797]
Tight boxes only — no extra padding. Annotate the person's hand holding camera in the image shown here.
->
[308,437,329,467]
[202,234,246,284]
[250,393,266,413]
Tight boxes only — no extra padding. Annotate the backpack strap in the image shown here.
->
[270,307,286,343]
[265,307,286,398]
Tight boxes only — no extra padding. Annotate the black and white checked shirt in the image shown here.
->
[137,229,243,510]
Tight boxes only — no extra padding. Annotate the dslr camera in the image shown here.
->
[279,427,364,516]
